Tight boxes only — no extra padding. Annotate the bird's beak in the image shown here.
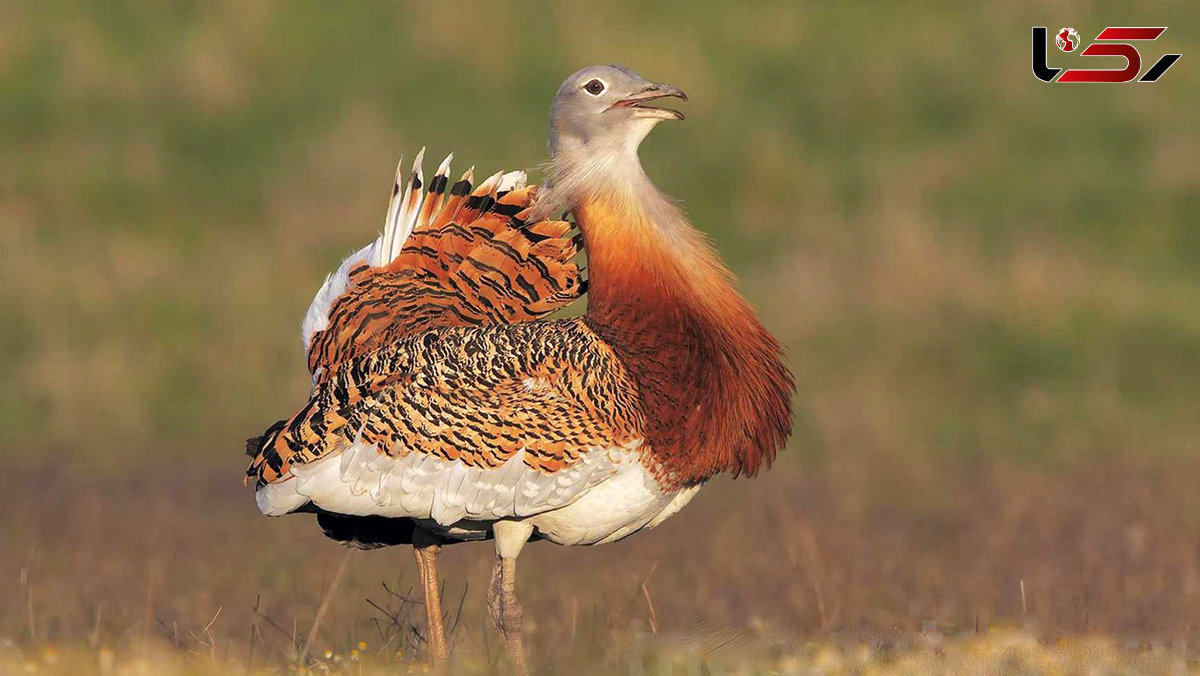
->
[611,82,688,120]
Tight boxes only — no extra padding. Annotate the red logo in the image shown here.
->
[1033,27,1181,83]
[1056,28,1081,52]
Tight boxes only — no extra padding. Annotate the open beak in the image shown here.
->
[611,82,688,120]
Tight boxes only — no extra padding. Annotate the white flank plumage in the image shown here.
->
[254,437,699,546]
[300,241,374,350]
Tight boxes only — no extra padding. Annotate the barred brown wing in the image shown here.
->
[246,320,647,523]
[299,153,585,382]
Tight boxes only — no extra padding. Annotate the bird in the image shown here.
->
[245,64,794,673]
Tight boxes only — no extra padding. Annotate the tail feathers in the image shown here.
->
[431,166,475,229]
[498,170,527,192]
[414,153,452,232]
[301,150,586,379]
[451,171,504,229]
[377,148,427,266]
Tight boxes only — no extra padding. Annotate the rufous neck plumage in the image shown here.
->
[542,143,794,486]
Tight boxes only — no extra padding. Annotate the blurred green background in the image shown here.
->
[6,3,1200,669]
[2,0,1198,472]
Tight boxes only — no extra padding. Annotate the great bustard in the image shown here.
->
[246,65,794,672]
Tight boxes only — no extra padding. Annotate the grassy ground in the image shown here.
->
[8,455,1200,673]
[3,1,1200,673]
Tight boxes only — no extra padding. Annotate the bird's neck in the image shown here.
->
[569,159,793,487]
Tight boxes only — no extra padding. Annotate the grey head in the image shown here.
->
[548,65,687,158]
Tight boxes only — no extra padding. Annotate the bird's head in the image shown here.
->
[549,65,687,158]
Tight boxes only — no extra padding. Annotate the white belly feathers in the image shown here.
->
[256,441,701,546]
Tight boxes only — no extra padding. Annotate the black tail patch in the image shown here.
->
[314,510,417,549]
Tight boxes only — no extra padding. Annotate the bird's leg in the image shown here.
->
[488,557,526,671]
[487,520,534,675]
[412,526,448,669]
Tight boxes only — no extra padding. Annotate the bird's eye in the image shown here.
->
[584,79,605,96]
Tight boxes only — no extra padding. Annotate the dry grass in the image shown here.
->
[5,452,1200,673]
[3,630,1197,674]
